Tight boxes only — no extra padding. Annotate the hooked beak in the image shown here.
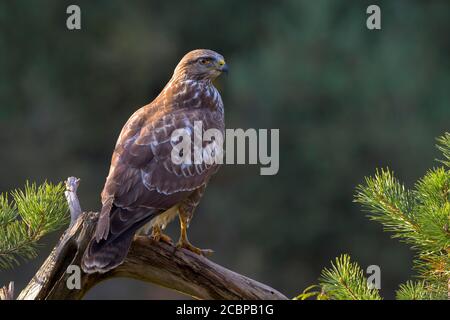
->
[220,63,229,74]
[217,58,229,74]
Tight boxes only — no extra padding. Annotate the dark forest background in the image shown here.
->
[0,1,449,299]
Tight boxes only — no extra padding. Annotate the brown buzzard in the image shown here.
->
[82,49,228,273]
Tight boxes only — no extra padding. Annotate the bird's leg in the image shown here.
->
[176,211,213,256]
[151,225,173,245]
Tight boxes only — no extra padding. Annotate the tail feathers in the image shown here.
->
[82,206,160,274]
[82,231,134,274]
[96,198,113,242]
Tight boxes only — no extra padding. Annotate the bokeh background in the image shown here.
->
[0,0,449,299]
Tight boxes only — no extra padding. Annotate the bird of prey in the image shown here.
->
[82,49,228,273]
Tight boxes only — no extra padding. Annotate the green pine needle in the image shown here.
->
[354,168,419,243]
[0,194,17,227]
[436,132,450,168]
[318,254,382,300]
[293,285,323,300]
[0,181,69,269]
[414,167,450,252]
[396,281,428,300]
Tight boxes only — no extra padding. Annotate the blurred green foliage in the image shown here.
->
[0,1,448,299]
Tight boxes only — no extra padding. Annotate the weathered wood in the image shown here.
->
[0,282,14,300]
[65,177,82,225]
[12,177,288,300]
[113,237,287,300]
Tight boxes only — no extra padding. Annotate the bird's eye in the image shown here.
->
[199,58,208,65]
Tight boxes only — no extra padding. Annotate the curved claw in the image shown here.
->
[176,240,214,257]
[153,233,174,245]
[151,226,174,245]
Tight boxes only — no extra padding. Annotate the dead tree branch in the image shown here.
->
[6,177,288,300]
[0,282,14,300]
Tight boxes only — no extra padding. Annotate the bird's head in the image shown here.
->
[173,49,228,81]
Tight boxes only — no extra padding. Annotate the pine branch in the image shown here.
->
[0,182,69,269]
[396,280,428,300]
[0,194,17,227]
[354,168,419,242]
[317,254,381,300]
[353,133,449,300]
[436,132,450,168]
[413,167,450,252]
[297,133,450,300]
[293,285,325,300]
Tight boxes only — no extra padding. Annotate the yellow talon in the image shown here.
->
[151,225,173,245]
[177,212,213,256]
